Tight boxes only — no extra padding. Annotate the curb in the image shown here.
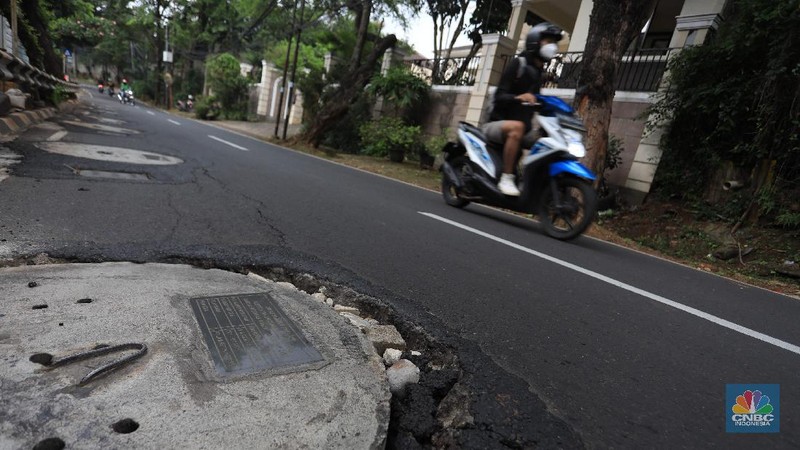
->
[0,108,57,136]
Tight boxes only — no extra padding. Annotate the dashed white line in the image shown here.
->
[419,211,800,357]
[147,111,155,116]
[208,135,249,151]
[168,119,181,125]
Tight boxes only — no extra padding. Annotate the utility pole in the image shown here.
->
[274,0,298,138]
[283,0,306,140]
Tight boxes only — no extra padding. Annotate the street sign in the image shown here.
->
[64,49,71,57]
[162,51,173,63]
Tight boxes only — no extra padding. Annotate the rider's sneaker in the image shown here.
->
[498,173,520,196]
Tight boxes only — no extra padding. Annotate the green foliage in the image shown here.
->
[424,130,450,157]
[51,84,71,105]
[359,117,421,158]
[606,134,624,172]
[368,67,430,123]
[319,92,375,152]
[206,53,250,120]
[650,0,800,201]
[195,96,222,120]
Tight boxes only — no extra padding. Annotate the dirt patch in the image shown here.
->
[595,198,800,298]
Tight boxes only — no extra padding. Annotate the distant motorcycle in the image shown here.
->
[118,89,135,106]
[176,95,194,112]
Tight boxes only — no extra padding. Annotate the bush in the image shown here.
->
[359,117,421,161]
[321,93,374,152]
[368,67,430,124]
[51,84,71,105]
[195,96,221,120]
[206,53,249,119]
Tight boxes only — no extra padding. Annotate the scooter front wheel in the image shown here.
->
[442,156,470,208]
[539,177,597,240]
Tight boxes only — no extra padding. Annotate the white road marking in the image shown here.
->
[36,142,183,165]
[47,130,68,142]
[147,111,155,116]
[208,135,249,151]
[168,119,181,125]
[419,212,800,356]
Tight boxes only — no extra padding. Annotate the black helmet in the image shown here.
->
[525,22,564,56]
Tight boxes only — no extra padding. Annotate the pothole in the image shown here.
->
[32,437,65,450]
[111,418,139,434]
[34,142,183,166]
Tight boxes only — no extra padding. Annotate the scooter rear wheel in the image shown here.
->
[442,156,470,208]
[539,176,597,240]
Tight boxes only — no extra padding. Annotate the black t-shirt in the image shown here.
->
[488,56,542,132]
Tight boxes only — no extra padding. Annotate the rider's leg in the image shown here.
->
[498,120,525,196]
[500,120,525,174]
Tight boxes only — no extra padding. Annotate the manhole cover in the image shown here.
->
[190,293,326,376]
[77,170,150,181]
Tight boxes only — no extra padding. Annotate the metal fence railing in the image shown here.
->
[404,56,482,86]
[403,48,675,92]
[0,48,79,93]
[543,48,676,92]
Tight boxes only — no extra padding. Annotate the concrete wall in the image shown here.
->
[421,86,472,138]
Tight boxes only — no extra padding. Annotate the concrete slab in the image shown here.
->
[0,263,389,449]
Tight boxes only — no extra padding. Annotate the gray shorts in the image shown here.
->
[481,121,538,148]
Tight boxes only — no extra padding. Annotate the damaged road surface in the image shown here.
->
[1,92,798,448]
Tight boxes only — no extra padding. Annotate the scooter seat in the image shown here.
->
[458,122,488,143]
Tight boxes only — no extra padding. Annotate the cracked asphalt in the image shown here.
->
[1,91,798,448]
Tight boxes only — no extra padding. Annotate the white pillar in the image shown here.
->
[623,0,731,204]
[257,60,276,117]
[464,34,516,124]
[567,0,593,52]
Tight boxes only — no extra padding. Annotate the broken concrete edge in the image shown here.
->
[247,272,422,395]
[3,256,585,447]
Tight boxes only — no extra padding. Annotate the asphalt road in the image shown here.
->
[1,91,798,448]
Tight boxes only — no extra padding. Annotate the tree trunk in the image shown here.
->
[350,0,372,69]
[574,0,657,184]
[302,35,398,147]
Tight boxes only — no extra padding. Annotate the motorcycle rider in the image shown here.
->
[482,22,563,196]
[120,78,131,102]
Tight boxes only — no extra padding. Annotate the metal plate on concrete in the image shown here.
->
[190,293,325,376]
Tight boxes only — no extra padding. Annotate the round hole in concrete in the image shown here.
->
[33,437,65,450]
[30,353,53,366]
[77,298,93,304]
[32,304,48,310]
[112,418,139,434]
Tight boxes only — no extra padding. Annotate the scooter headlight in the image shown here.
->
[567,142,586,158]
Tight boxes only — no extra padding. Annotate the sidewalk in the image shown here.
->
[211,119,303,141]
[0,263,391,448]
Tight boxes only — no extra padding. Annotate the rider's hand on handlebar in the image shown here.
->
[515,93,537,104]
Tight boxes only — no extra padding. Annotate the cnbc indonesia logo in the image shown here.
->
[727,385,780,433]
